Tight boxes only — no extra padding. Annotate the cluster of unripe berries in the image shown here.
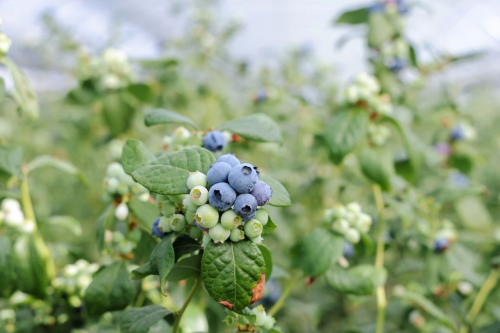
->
[0,198,34,233]
[368,123,391,146]
[250,305,276,330]
[344,73,393,116]
[103,162,149,200]
[325,202,373,244]
[52,260,99,308]
[151,153,273,245]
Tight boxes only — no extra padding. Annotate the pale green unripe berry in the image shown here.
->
[220,210,242,230]
[346,202,361,214]
[187,171,207,190]
[254,208,268,226]
[131,183,147,195]
[194,204,218,229]
[168,194,187,204]
[117,183,129,196]
[230,228,245,242]
[332,219,349,234]
[188,225,203,239]
[118,173,135,186]
[107,177,119,192]
[185,211,196,225]
[190,186,208,206]
[183,196,198,213]
[170,214,187,232]
[345,228,360,244]
[202,233,211,248]
[161,201,176,217]
[209,223,230,243]
[244,219,263,239]
[250,236,263,244]
[112,231,125,244]
[159,216,172,233]
[118,241,133,255]
[155,194,169,210]
[107,162,124,177]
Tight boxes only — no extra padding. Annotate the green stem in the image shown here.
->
[134,281,146,307]
[173,276,202,333]
[268,276,298,317]
[20,166,37,229]
[460,268,499,332]
[373,184,387,333]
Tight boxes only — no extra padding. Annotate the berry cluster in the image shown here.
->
[433,220,457,254]
[325,202,373,244]
[344,73,393,116]
[450,122,476,142]
[53,260,99,308]
[162,127,233,153]
[103,162,149,201]
[250,305,276,330]
[0,198,34,233]
[368,123,391,146]
[152,153,273,245]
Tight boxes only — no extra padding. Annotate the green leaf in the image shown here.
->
[42,215,82,236]
[131,262,155,280]
[322,109,369,164]
[258,244,273,281]
[132,230,158,265]
[202,240,266,311]
[26,155,88,184]
[128,196,159,231]
[84,261,135,314]
[166,253,202,282]
[0,145,23,178]
[0,236,15,297]
[262,216,277,236]
[119,305,171,333]
[152,147,216,174]
[217,114,283,143]
[144,109,199,129]
[326,265,386,295]
[399,291,456,330]
[173,234,202,262]
[291,228,344,278]
[132,165,190,195]
[127,83,154,103]
[335,7,369,25]
[122,140,156,174]
[259,176,291,207]
[96,205,116,253]
[368,13,396,47]
[150,236,176,296]
[101,92,135,137]
[409,45,418,67]
[1,57,39,119]
[359,146,394,191]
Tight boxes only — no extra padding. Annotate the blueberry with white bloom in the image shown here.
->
[234,194,258,221]
[434,238,449,253]
[250,181,273,206]
[206,162,232,186]
[217,153,240,167]
[228,163,259,194]
[203,131,227,152]
[208,182,236,211]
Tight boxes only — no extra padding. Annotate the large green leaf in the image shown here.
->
[259,176,291,207]
[335,7,369,25]
[1,57,39,119]
[217,114,282,143]
[359,146,394,192]
[101,92,135,137]
[151,147,216,174]
[0,236,15,297]
[122,140,156,174]
[202,240,266,311]
[291,228,344,278]
[128,196,159,231]
[144,109,199,129]
[131,262,155,280]
[84,261,135,313]
[0,145,23,178]
[150,236,176,296]
[322,109,369,164]
[258,244,273,281]
[132,165,190,195]
[127,83,154,103]
[173,234,202,262]
[119,305,171,333]
[326,265,387,295]
[261,216,277,236]
[399,291,456,330]
[166,253,202,282]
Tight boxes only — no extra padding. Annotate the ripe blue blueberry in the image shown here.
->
[450,127,464,141]
[250,181,273,206]
[217,153,240,167]
[234,194,258,222]
[343,242,355,259]
[151,217,166,239]
[208,182,237,211]
[206,162,232,186]
[228,163,259,194]
[203,130,227,152]
[434,238,449,253]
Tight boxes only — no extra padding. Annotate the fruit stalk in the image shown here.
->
[173,276,202,333]
[268,276,298,317]
[373,184,386,333]
[21,165,37,229]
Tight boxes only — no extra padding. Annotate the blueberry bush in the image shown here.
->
[1,1,500,332]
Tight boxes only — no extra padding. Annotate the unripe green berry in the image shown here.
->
[190,186,208,206]
[106,177,119,192]
[185,211,196,225]
[118,173,135,186]
[131,183,147,195]
[202,233,211,248]
[188,225,203,239]
[332,219,349,234]
[230,228,245,242]
[250,236,263,244]
[187,171,207,190]
[254,208,269,226]
[209,223,230,243]
[345,228,360,244]
[161,200,176,217]
[183,196,198,212]
[107,162,123,178]
[159,216,173,233]
[155,194,169,210]
[112,231,125,244]
[194,204,219,229]
[221,210,242,230]
[170,214,187,232]
[168,194,187,204]
[118,241,133,255]
[244,219,263,239]
[117,183,129,195]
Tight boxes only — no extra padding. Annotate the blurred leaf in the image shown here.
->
[449,51,486,63]
[84,261,135,313]
[150,236,176,296]
[131,262,154,280]
[96,205,116,253]
[326,265,386,295]
[424,251,440,293]
[101,92,135,137]
[455,196,492,230]
[409,45,418,67]
[259,176,291,207]
[0,145,23,178]
[133,230,158,265]
[359,146,394,192]
[27,155,88,184]
[335,7,369,25]
[322,109,369,165]
[151,147,216,174]
[144,109,199,129]
[291,228,344,278]
[121,139,156,174]
[449,152,473,174]
[368,13,396,47]
[262,215,277,236]
[43,215,82,236]
[217,114,283,143]
[0,236,15,297]
[1,57,39,119]
[202,240,266,311]
[0,77,5,105]
[399,291,456,330]
[166,253,202,282]
[258,244,273,282]
[128,83,154,103]
[119,305,171,333]
[173,234,202,262]
[447,243,484,286]
[140,58,178,69]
